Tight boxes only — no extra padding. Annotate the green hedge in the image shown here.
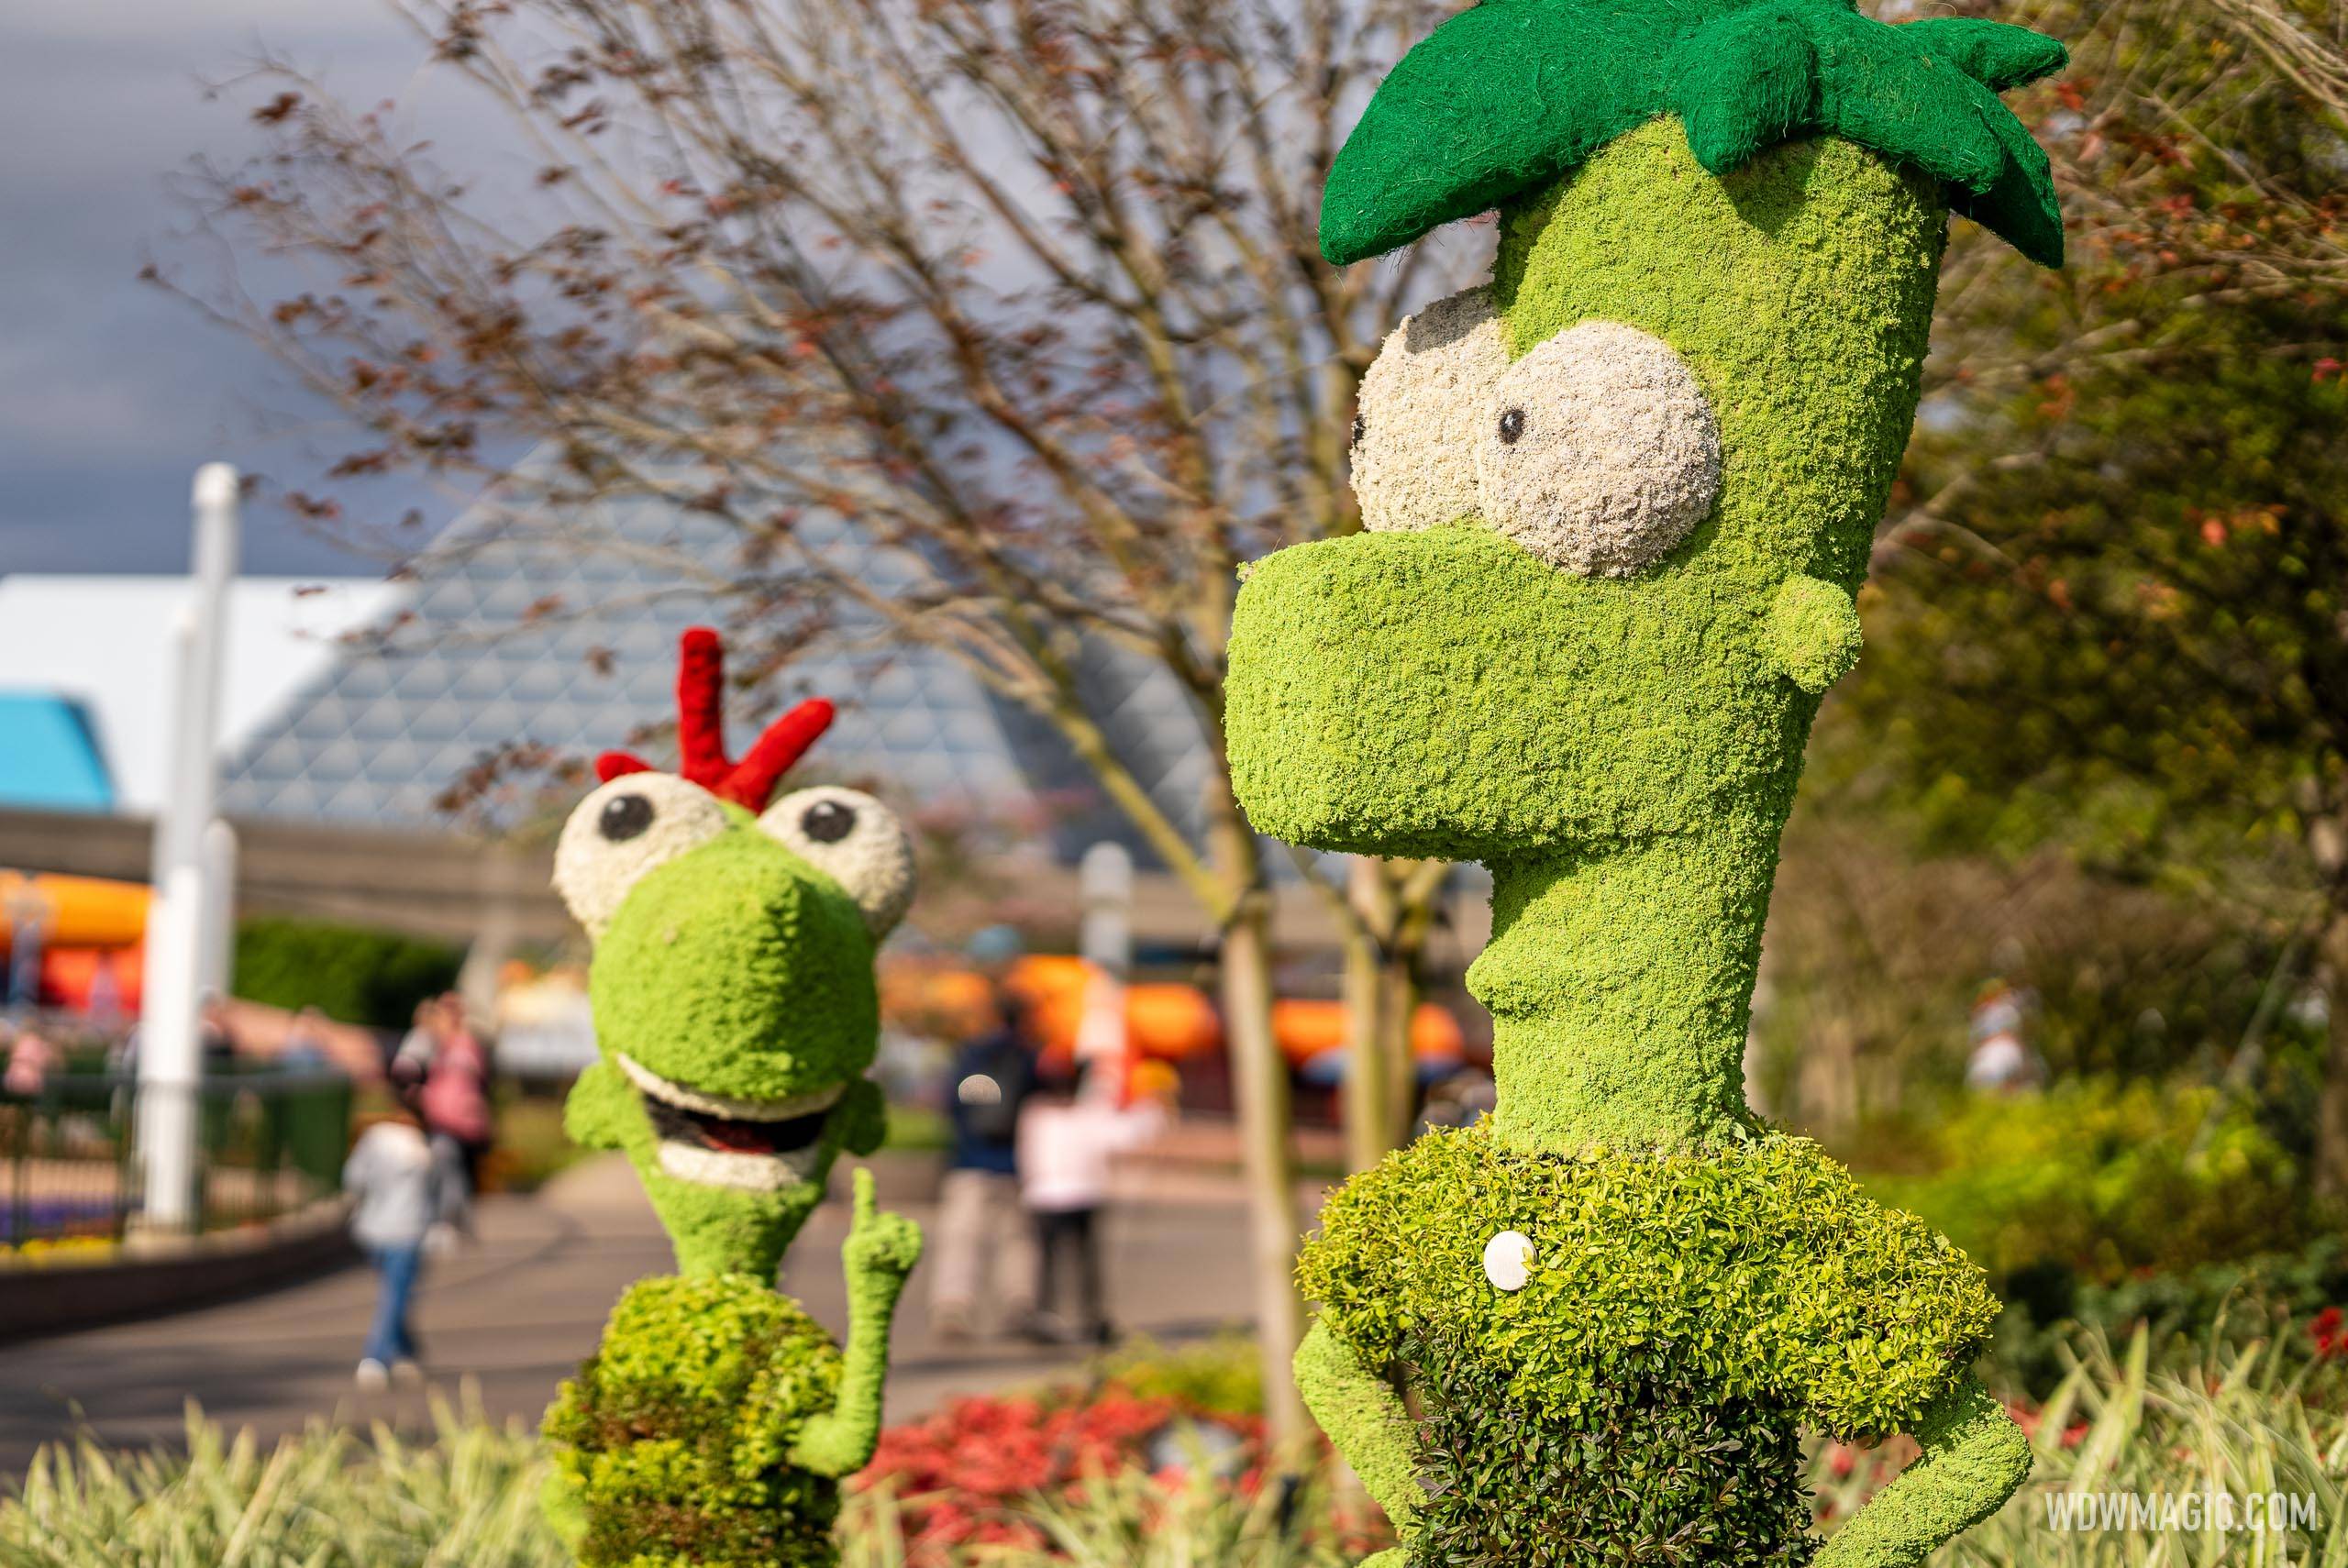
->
[1861,1079,2306,1289]
[231,916,462,1030]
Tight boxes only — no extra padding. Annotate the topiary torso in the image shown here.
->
[544,1275,846,1568]
[1299,1126,1999,1567]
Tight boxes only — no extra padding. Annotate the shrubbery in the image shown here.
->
[857,1353,1269,1562]
[1862,1080,2305,1290]
[9,1325,2344,1566]
[231,916,462,1030]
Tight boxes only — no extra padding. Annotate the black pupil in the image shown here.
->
[1349,413,1367,449]
[802,800,856,844]
[599,792,654,842]
[1498,407,1525,444]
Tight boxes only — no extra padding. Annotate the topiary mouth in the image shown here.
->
[619,1053,842,1190]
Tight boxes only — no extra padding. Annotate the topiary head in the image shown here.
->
[1227,0,2064,862]
[554,629,914,1274]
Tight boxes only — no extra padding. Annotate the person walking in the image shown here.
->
[341,1100,447,1388]
[405,999,497,1220]
[1014,1055,1167,1346]
[928,928,1038,1341]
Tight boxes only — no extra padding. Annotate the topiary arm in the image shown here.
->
[1811,1374,2031,1568]
[1296,1317,1422,1550]
[790,1167,922,1478]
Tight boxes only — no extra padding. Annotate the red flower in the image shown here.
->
[2309,1305,2345,1359]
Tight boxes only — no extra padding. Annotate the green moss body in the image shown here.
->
[1230,21,2061,1557]
[1301,1127,1999,1442]
[545,1275,845,1568]
[1300,1131,2000,1558]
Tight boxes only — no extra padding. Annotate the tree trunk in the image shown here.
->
[1218,892,1309,1443]
[1376,945,1423,1149]
[1339,926,1391,1175]
[2314,906,2348,1203]
[1341,862,1395,1176]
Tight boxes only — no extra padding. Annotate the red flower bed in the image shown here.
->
[856,1384,1263,1560]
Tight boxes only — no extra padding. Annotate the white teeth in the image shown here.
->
[618,1053,844,1120]
[656,1141,825,1191]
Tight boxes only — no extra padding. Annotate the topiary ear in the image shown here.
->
[1672,7,1820,176]
[1899,17,2069,94]
[564,1058,633,1151]
[840,1077,887,1158]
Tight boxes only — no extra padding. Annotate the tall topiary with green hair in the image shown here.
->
[539,628,924,1567]
[1226,3,2066,1564]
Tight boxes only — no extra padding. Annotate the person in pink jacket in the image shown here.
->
[399,993,494,1209]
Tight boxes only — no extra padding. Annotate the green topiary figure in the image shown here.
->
[541,627,923,1566]
[1225,4,2065,1564]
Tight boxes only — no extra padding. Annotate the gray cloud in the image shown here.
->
[0,2,480,576]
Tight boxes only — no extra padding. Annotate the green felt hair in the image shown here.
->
[1321,0,2065,268]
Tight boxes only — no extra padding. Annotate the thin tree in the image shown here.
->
[157,0,1468,1436]
[1828,0,2348,1183]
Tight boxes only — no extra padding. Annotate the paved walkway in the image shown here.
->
[0,1154,1270,1478]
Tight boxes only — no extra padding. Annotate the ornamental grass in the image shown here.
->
[5,1328,2345,1566]
[1812,1326,2348,1565]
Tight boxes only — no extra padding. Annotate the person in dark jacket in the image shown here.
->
[927,926,1038,1340]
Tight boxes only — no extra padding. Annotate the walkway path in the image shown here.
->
[0,1153,1270,1478]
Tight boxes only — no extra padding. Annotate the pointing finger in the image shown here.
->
[852,1165,874,1224]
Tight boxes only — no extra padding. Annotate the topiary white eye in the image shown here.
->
[1474,319,1722,577]
[759,785,915,937]
[555,772,728,939]
[1352,286,1512,535]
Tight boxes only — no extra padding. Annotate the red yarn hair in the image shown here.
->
[594,627,834,811]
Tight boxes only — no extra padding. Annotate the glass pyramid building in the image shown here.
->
[219,481,1212,866]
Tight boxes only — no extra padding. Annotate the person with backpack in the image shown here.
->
[927,927,1038,1341]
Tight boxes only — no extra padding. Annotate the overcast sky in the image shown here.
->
[0,2,494,578]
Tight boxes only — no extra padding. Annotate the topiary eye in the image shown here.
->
[1349,413,1368,449]
[600,793,654,842]
[800,800,857,844]
[1497,407,1525,445]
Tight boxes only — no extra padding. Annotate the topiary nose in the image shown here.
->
[587,833,880,1102]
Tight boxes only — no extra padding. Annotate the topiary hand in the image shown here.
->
[841,1166,922,1289]
[791,1166,923,1478]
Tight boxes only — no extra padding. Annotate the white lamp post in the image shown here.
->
[1074,842,1133,1093]
[138,463,238,1229]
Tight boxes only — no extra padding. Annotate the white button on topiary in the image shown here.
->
[1482,1229,1536,1291]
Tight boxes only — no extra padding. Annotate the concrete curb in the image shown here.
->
[0,1201,359,1347]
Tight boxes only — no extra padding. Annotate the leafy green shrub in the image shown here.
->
[1988,1237,2348,1394]
[541,1274,843,1568]
[1412,1332,1816,1567]
[1863,1079,2305,1290]
[1092,1333,1265,1419]
[231,916,462,1030]
[1301,1124,2001,1443]
[0,1394,562,1568]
